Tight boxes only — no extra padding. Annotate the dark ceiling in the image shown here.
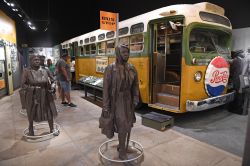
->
[1,0,250,47]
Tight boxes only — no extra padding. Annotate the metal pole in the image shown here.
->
[115,13,119,47]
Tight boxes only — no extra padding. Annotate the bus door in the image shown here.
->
[150,19,183,111]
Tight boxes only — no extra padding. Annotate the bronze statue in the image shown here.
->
[99,45,140,159]
[21,54,58,136]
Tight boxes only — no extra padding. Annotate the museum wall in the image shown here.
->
[232,27,250,58]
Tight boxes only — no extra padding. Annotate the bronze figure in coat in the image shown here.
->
[99,45,140,159]
[21,54,58,136]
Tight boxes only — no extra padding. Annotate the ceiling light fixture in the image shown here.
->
[29,25,36,30]
[3,0,40,32]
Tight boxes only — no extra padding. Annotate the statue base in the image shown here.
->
[99,139,144,166]
[23,123,60,142]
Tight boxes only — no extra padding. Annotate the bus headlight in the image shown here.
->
[194,71,202,82]
[192,58,196,64]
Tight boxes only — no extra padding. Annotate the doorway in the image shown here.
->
[150,19,183,109]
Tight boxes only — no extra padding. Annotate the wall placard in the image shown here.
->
[96,57,108,73]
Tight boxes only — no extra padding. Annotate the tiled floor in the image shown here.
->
[0,90,242,166]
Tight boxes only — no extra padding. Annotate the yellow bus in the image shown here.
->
[61,2,234,113]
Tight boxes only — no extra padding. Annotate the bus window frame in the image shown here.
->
[106,31,115,39]
[130,23,144,34]
[119,27,129,36]
[79,46,84,57]
[90,36,96,43]
[98,33,105,41]
[186,23,232,65]
[130,33,144,53]
[97,41,106,56]
[84,38,90,44]
[84,44,91,56]
[119,37,130,47]
[106,39,115,55]
[90,43,97,56]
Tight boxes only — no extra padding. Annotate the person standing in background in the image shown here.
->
[47,59,55,76]
[229,50,249,115]
[56,53,77,107]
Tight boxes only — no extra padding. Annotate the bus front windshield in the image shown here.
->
[189,28,231,63]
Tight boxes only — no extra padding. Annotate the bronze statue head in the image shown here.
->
[30,54,40,69]
[115,45,129,64]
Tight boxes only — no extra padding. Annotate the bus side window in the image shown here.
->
[106,40,115,55]
[79,46,84,56]
[90,44,96,55]
[85,45,90,56]
[98,42,106,55]
[119,37,129,47]
[130,34,144,53]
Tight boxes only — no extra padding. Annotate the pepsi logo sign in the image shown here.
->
[205,56,229,97]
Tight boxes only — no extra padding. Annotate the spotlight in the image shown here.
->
[18,14,22,18]
[7,2,10,6]
[29,25,36,30]
[27,21,32,25]
[10,3,14,7]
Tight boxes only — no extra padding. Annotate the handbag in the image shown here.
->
[99,111,114,139]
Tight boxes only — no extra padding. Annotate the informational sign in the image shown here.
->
[100,11,117,31]
[0,79,5,89]
[96,57,108,73]
[205,56,229,97]
[10,45,17,73]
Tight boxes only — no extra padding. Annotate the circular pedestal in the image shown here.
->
[99,139,144,166]
[23,123,60,142]
[19,109,27,116]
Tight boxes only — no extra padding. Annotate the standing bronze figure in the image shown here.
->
[21,54,58,136]
[99,45,140,159]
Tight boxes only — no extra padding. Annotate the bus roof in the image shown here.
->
[61,2,231,48]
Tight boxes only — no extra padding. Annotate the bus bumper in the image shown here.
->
[186,91,235,112]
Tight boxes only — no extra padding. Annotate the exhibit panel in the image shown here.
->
[0,10,18,97]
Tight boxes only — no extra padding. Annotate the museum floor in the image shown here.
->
[0,90,242,166]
